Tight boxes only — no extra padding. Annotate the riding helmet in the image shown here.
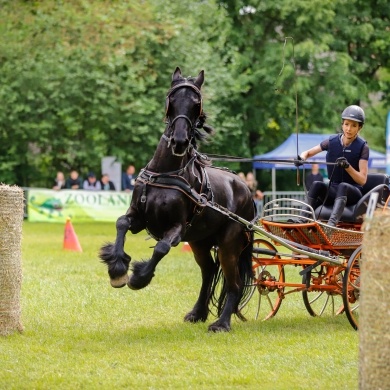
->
[341,105,365,124]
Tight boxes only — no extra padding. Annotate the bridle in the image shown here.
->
[162,80,203,150]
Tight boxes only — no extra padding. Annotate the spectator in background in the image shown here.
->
[65,170,83,190]
[53,171,66,190]
[245,171,264,215]
[100,173,116,191]
[122,164,137,192]
[305,163,324,190]
[83,172,101,191]
[238,172,246,182]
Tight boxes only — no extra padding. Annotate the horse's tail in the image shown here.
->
[210,232,254,319]
[237,231,254,312]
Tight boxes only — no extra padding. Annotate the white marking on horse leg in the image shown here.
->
[110,273,129,288]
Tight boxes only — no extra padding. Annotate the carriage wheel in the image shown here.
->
[342,246,361,330]
[302,264,344,318]
[239,239,285,320]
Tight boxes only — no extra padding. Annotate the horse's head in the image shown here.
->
[164,67,204,156]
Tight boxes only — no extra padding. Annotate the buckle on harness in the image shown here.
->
[198,193,208,207]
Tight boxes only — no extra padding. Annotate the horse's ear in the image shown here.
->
[172,67,182,82]
[194,70,204,89]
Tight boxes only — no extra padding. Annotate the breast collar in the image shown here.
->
[136,157,213,208]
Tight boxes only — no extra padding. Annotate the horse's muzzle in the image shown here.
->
[171,137,190,157]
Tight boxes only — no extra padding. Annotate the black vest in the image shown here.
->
[326,134,366,185]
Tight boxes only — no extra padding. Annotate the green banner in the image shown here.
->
[27,189,132,223]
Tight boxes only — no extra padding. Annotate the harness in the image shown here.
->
[134,79,254,242]
[136,154,213,238]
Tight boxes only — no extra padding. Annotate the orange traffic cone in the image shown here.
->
[182,242,192,252]
[63,218,82,252]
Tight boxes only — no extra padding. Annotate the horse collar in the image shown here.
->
[136,157,211,211]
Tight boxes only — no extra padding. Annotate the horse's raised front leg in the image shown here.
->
[99,213,144,288]
[184,242,217,323]
[128,224,183,290]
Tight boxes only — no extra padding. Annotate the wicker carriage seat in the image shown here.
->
[314,173,389,224]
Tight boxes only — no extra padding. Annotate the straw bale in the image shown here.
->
[0,184,24,336]
[360,211,390,389]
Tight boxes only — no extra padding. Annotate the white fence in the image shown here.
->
[256,191,305,216]
[262,191,305,204]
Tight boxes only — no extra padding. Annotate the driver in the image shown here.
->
[298,105,369,227]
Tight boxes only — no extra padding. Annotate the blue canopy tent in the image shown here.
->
[253,134,386,193]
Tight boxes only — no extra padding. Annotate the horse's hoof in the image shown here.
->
[127,281,141,290]
[208,322,231,332]
[127,271,153,290]
[184,311,207,323]
[127,276,143,290]
[110,274,129,288]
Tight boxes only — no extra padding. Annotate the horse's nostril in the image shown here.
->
[172,137,189,147]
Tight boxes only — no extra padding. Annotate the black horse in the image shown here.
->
[100,67,255,332]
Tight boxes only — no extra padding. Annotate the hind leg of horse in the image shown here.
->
[99,213,144,288]
[128,225,183,290]
[208,254,240,332]
[184,242,217,323]
[208,236,246,332]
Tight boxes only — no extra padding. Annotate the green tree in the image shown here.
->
[0,0,238,186]
[0,0,388,189]
[220,0,389,151]
[216,0,389,189]
[0,1,179,186]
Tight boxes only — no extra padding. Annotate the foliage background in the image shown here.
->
[0,0,389,190]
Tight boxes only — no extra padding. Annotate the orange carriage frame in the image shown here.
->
[237,198,370,331]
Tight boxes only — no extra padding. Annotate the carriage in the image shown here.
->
[238,173,389,330]
[100,67,390,332]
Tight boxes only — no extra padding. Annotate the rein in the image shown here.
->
[199,153,339,167]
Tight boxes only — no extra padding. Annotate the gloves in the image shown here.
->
[294,155,305,166]
[335,157,350,169]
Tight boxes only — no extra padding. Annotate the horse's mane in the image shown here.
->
[194,111,214,143]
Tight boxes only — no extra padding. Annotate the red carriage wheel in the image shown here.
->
[342,246,361,330]
[239,239,285,320]
[302,264,344,318]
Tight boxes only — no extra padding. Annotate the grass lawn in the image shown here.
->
[0,221,358,389]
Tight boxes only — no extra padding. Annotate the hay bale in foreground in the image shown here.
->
[360,211,390,389]
[0,185,24,336]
